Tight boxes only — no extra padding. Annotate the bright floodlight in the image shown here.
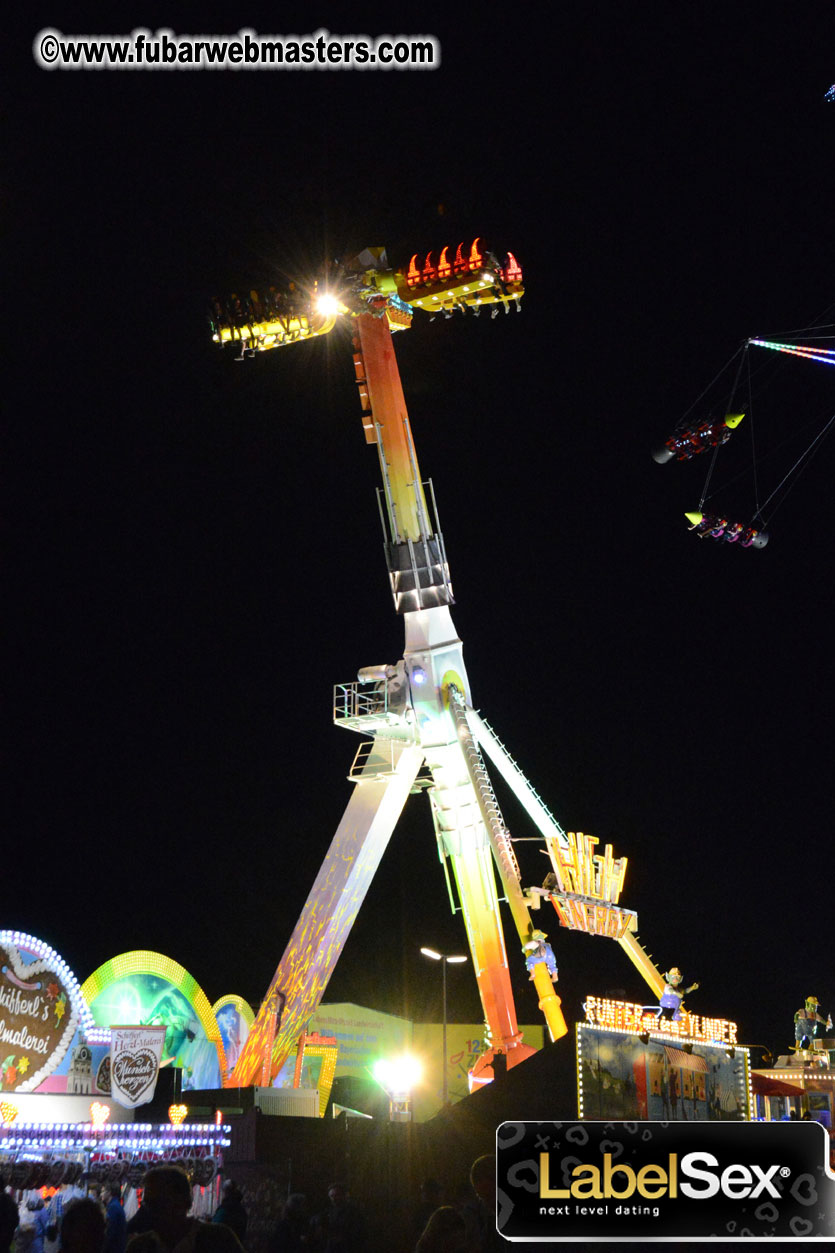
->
[315,293,341,317]
[420,947,442,961]
[372,1055,422,1094]
[446,955,468,964]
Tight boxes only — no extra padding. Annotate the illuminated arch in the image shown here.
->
[212,994,255,1027]
[212,996,254,1082]
[81,951,226,1078]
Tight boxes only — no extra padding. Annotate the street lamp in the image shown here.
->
[420,947,468,1106]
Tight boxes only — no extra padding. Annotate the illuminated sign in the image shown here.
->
[583,996,738,1046]
[0,1121,231,1153]
[550,897,635,939]
[543,832,637,938]
[0,936,82,1093]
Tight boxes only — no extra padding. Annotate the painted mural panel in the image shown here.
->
[87,973,221,1091]
[212,996,253,1076]
[578,1025,749,1121]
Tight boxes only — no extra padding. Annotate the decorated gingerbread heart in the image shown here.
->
[112,1050,159,1104]
[0,940,79,1094]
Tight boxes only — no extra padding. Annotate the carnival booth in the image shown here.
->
[0,933,231,1220]
[577,994,751,1120]
[750,998,835,1131]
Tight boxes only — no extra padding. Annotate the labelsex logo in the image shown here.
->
[540,1151,783,1201]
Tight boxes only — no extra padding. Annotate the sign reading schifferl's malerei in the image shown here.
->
[0,940,79,1093]
[110,1025,166,1108]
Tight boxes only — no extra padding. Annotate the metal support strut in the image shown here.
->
[447,687,567,1043]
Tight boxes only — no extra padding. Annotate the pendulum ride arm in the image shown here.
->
[355,310,444,568]
[422,732,530,1065]
[352,307,533,1061]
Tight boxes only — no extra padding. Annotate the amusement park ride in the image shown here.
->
[653,334,835,549]
[209,240,668,1091]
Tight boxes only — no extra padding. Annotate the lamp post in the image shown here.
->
[420,947,467,1106]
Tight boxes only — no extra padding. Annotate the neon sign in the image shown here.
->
[551,898,635,939]
[543,833,637,938]
[583,995,738,1046]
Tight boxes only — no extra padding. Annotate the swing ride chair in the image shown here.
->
[653,333,835,550]
[210,240,667,1092]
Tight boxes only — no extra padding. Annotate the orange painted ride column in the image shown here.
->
[355,312,431,545]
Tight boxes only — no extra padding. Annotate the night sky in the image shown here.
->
[6,4,835,1067]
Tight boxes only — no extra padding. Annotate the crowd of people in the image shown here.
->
[1,1154,503,1253]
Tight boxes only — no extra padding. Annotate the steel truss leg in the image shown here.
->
[227,738,424,1087]
[447,700,567,1047]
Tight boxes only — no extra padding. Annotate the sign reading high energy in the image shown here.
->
[542,832,636,939]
